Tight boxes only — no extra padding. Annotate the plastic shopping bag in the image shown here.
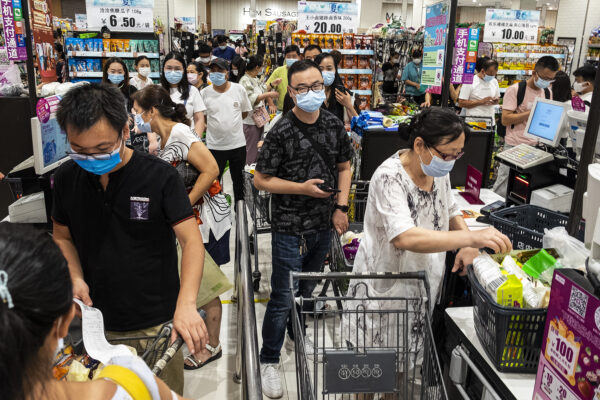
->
[543,227,588,271]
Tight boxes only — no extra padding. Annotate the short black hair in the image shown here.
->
[217,35,228,44]
[287,59,321,86]
[284,45,301,57]
[482,59,499,71]
[475,56,491,72]
[198,44,212,55]
[135,55,149,66]
[411,49,422,58]
[574,64,597,83]
[551,71,572,102]
[56,83,128,136]
[535,56,559,72]
[304,44,322,55]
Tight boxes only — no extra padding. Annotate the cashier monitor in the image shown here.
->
[31,115,70,175]
[523,97,567,148]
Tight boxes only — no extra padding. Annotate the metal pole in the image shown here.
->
[21,0,37,115]
[567,69,600,236]
[441,0,457,108]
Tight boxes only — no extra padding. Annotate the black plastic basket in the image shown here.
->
[467,265,546,373]
[489,205,579,250]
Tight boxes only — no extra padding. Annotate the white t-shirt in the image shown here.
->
[343,151,460,358]
[170,85,206,130]
[157,123,199,163]
[129,75,154,90]
[459,75,500,121]
[201,83,253,150]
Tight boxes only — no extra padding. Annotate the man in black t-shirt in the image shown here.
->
[254,60,354,398]
[381,51,400,95]
[52,84,207,394]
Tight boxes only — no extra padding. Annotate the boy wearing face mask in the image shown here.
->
[212,35,236,63]
[494,56,559,197]
[130,55,154,90]
[254,60,354,399]
[573,64,597,111]
[401,49,427,104]
[458,58,500,122]
[196,43,216,68]
[381,51,401,96]
[200,58,253,203]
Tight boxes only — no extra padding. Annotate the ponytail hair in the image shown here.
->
[0,224,73,400]
[398,107,470,149]
[132,85,191,126]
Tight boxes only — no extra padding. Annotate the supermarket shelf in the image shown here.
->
[322,49,374,55]
[338,69,372,74]
[67,51,160,58]
[69,71,160,78]
[497,69,533,75]
[495,52,565,58]
[353,90,372,95]
[587,57,600,62]
[588,43,600,49]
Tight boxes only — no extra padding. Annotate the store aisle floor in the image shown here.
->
[183,173,300,399]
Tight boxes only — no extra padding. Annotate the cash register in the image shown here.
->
[496,97,576,206]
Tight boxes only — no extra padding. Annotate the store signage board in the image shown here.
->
[30,0,57,82]
[179,16,195,33]
[421,1,448,89]
[85,0,154,32]
[483,8,540,44]
[1,0,27,60]
[297,1,359,34]
[451,28,479,84]
[75,13,88,30]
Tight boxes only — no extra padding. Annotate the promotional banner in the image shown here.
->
[451,28,479,84]
[1,0,27,60]
[75,13,88,30]
[297,1,359,34]
[30,0,57,82]
[483,8,540,43]
[179,16,195,33]
[421,1,448,91]
[85,0,154,32]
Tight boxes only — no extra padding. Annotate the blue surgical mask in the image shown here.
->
[108,73,124,84]
[219,45,227,50]
[69,142,123,176]
[295,89,326,113]
[135,112,152,133]
[483,74,495,82]
[209,72,226,86]
[165,70,183,85]
[286,58,298,68]
[535,76,552,89]
[419,148,455,177]
[322,71,335,87]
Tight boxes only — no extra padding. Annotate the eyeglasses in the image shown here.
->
[430,145,464,161]
[290,82,324,95]
[66,139,122,160]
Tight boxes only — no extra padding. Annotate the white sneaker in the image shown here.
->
[260,363,283,399]
[285,334,315,360]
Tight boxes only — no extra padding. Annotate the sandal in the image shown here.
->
[184,343,223,370]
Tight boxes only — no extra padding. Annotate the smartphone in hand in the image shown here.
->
[318,183,341,193]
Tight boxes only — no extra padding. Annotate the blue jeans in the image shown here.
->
[260,230,331,364]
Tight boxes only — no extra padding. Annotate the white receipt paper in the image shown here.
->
[73,298,133,364]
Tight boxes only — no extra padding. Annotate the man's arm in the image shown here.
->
[332,161,351,234]
[53,222,92,305]
[459,98,492,109]
[501,108,530,127]
[172,218,208,354]
[254,170,330,198]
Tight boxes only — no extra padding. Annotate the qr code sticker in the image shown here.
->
[569,286,588,318]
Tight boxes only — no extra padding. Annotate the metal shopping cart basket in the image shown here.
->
[244,171,271,291]
[291,271,448,400]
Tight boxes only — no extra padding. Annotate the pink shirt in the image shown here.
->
[503,82,552,146]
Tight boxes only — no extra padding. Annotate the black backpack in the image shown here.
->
[498,80,551,137]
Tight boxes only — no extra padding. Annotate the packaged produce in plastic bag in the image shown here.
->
[543,227,588,271]
[0,64,25,96]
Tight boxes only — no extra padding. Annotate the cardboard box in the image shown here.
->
[533,269,600,400]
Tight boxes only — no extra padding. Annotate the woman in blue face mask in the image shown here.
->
[161,52,206,137]
[314,52,358,123]
[343,108,512,368]
[102,57,137,112]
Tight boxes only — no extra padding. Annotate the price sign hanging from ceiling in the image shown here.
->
[85,0,154,32]
[297,1,359,34]
[483,8,540,44]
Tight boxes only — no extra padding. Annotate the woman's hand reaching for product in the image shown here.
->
[452,247,481,276]
[469,227,512,254]
[335,88,353,109]
[267,104,278,114]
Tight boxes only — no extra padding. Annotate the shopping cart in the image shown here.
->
[291,271,448,400]
[244,171,271,291]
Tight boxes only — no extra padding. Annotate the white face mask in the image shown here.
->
[413,58,422,65]
[199,56,211,64]
[573,81,589,93]
[137,67,151,77]
[232,70,239,76]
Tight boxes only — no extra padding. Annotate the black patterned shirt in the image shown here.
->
[256,109,354,234]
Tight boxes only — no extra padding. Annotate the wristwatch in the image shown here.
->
[334,204,349,213]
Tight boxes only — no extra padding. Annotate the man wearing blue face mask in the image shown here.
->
[493,55,558,197]
[254,60,354,398]
[458,58,500,122]
[266,45,302,111]
[51,83,208,395]
[212,35,236,62]
[200,58,253,203]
